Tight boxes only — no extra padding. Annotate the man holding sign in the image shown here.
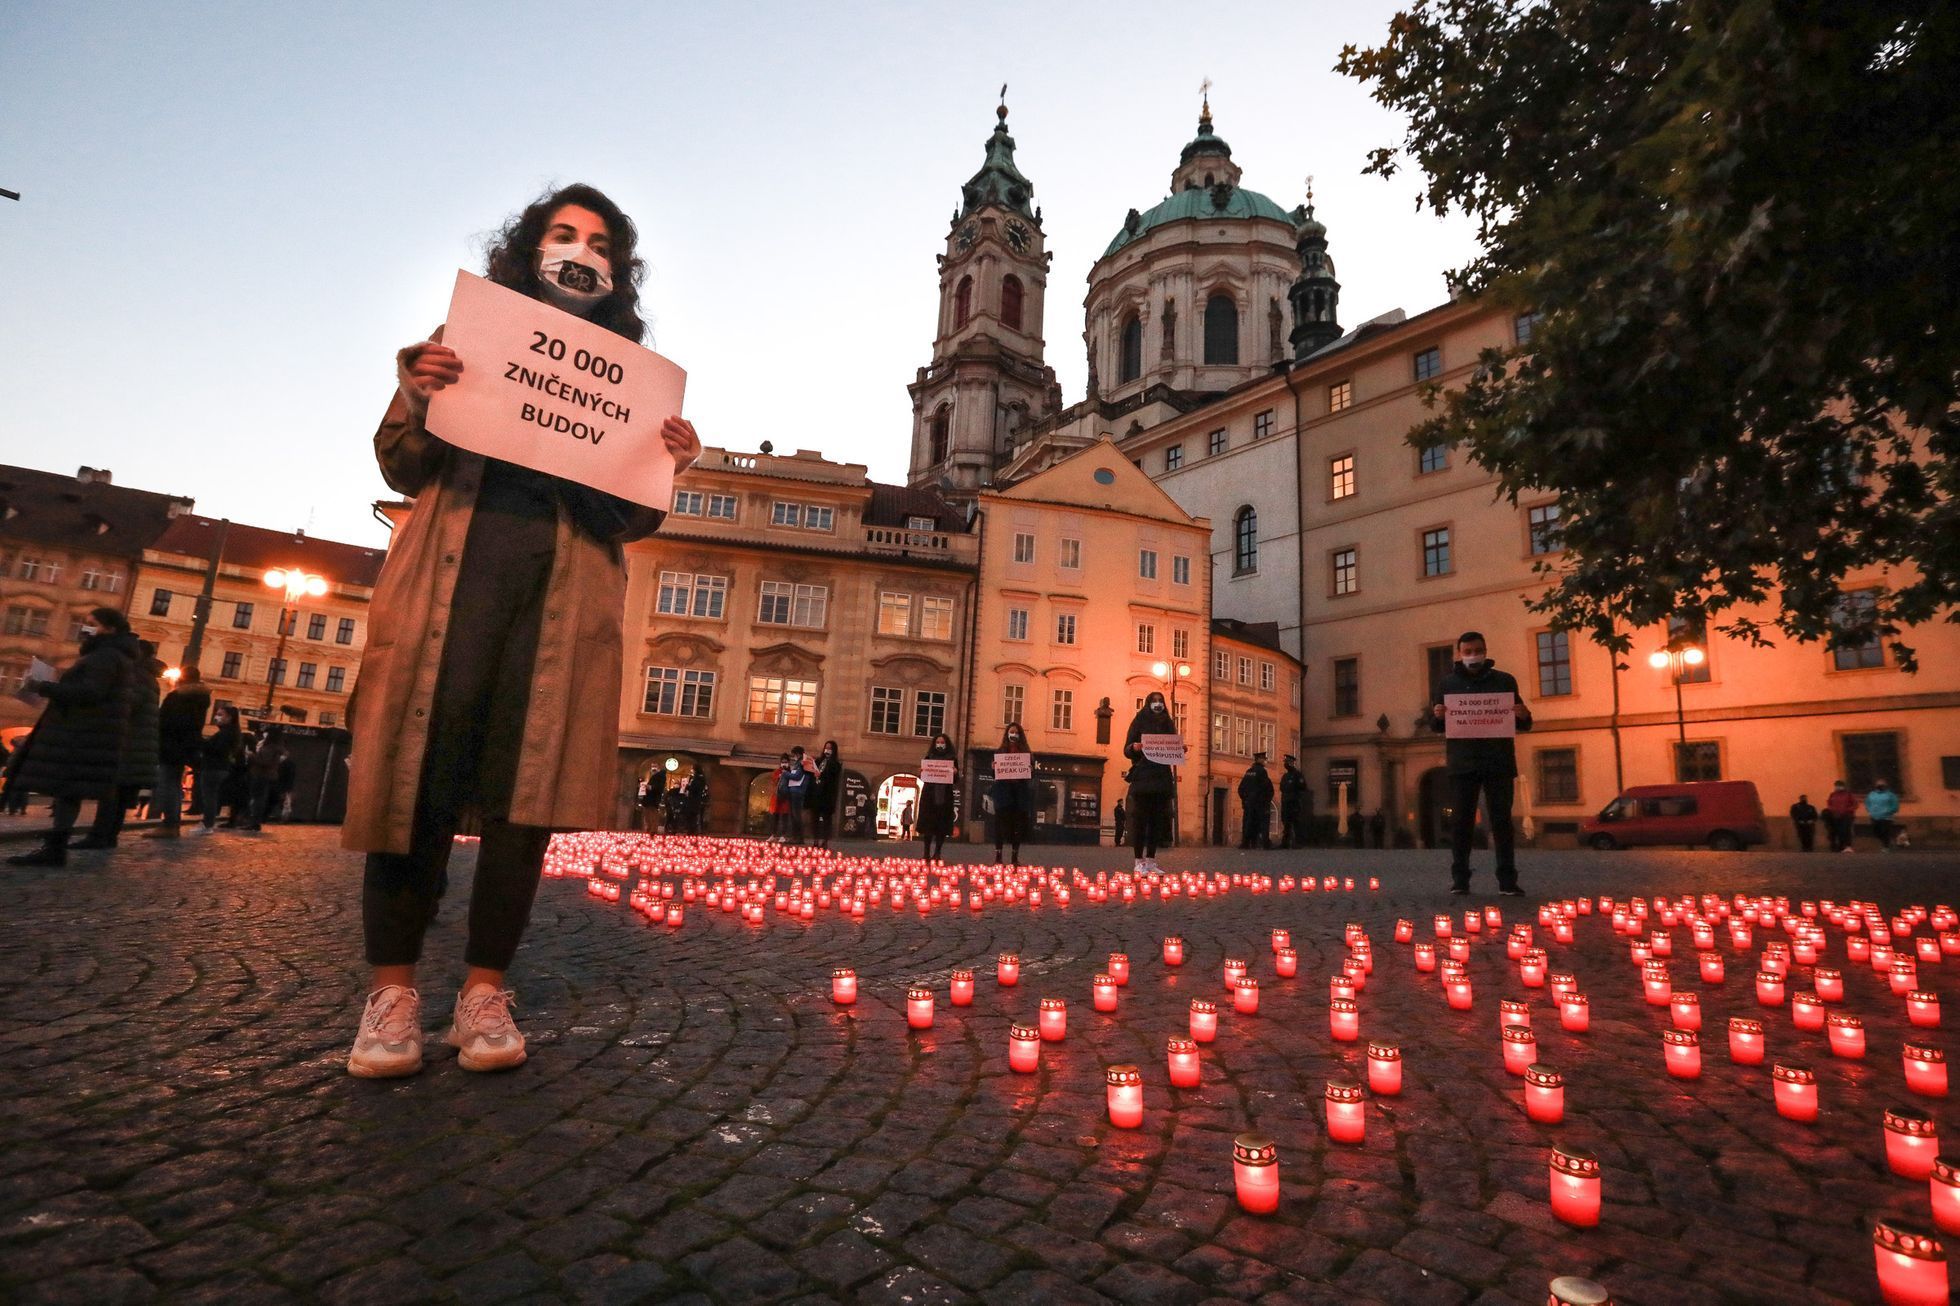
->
[343,184,701,1081]
[1428,631,1534,896]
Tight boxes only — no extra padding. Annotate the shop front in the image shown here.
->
[968,749,1106,846]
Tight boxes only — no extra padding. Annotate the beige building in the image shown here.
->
[1207,617,1303,845]
[131,514,386,728]
[617,447,977,835]
[966,440,1212,845]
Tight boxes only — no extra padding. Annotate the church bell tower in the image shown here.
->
[907,95,1060,492]
[1288,184,1343,359]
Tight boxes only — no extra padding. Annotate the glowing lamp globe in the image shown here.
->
[1548,1145,1602,1228]
[1325,1078,1366,1144]
[1233,1133,1280,1214]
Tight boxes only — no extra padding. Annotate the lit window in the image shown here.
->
[1330,454,1356,499]
[1667,615,1712,682]
[1051,688,1074,731]
[1257,722,1274,757]
[1236,717,1253,756]
[1328,380,1352,412]
[1332,547,1358,596]
[1013,532,1036,564]
[747,675,818,727]
[869,686,904,734]
[1413,347,1442,381]
[1422,528,1452,577]
[877,591,912,637]
[1211,712,1229,752]
[1139,549,1158,580]
[919,596,954,640]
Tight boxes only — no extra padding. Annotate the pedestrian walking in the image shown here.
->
[148,666,211,839]
[1824,780,1858,852]
[916,733,958,860]
[196,707,242,830]
[77,639,162,849]
[1122,691,1178,873]
[990,723,1034,866]
[1788,793,1818,852]
[1277,755,1306,848]
[1237,752,1274,849]
[341,183,702,1079]
[1428,630,1533,896]
[5,608,140,867]
[1865,779,1901,852]
[899,798,916,842]
[809,740,843,849]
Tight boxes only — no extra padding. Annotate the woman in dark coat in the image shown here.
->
[197,708,243,828]
[989,722,1035,866]
[916,733,959,862]
[809,740,843,849]
[6,607,139,867]
[76,640,162,848]
[1122,691,1179,873]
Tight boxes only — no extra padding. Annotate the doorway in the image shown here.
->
[876,774,922,839]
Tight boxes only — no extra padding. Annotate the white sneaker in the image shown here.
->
[446,984,527,1072]
[1145,858,1162,874]
[348,985,424,1078]
[1133,858,1149,874]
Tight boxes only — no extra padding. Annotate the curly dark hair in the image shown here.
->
[484,183,648,343]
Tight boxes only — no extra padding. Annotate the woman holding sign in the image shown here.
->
[1122,692,1179,874]
[917,733,959,862]
[989,723,1035,867]
[343,184,701,1079]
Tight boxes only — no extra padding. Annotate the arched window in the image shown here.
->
[1204,293,1239,365]
[954,276,973,327]
[929,405,950,464]
[1234,505,1258,574]
[1119,314,1143,384]
[1000,275,1024,331]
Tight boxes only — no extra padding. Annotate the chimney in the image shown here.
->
[76,466,113,485]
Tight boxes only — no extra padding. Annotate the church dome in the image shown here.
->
[1104,184,1296,258]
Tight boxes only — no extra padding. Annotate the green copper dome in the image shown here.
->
[1103,183,1296,258]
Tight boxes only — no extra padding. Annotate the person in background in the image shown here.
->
[1865,779,1901,852]
[1824,779,1858,852]
[1428,630,1533,896]
[777,746,810,845]
[196,707,242,831]
[766,755,789,841]
[1277,755,1306,849]
[809,740,843,850]
[1788,793,1818,852]
[1122,691,1178,874]
[240,727,282,831]
[1237,752,1274,850]
[990,722,1035,866]
[6,608,139,867]
[899,798,916,842]
[269,742,297,822]
[149,666,211,839]
[916,733,958,860]
[1112,798,1126,848]
[682,766,707,833]
[77,638,161,849]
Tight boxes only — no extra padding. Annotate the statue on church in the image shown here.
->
[1269,299,1284,358]
[1160,300,1177,361]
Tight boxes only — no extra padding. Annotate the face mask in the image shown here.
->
[1147,700,1166,713]
[78,625,98,640]
[535,241,613,314]
[1462,656,1487,672]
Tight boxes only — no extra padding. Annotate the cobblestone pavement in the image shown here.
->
[3,828,1958,1304]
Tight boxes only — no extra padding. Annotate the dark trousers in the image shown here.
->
[1449,771,1517,889]
[994,807,1029,854]
[1130,792,1171,858]
[1278,808,1303,848]
[1825,813,1852,851]
[87,784,141,842]
[1793,821,1815,852]
[1240,803,1271,849]
[157,759,189,827]
[361,506,555,971]
[1873,819,1896,848]
[810,802,835,845]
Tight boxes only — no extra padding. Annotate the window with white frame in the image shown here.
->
[1006,607,1029,641]
[1172,555,1190,585]
[1260,661,1275,692]
[1528,503,1564,555]
[17,557,57,583]
[1235,717,1254,756]
[1013,531,1036,563]
[869,686,904,734]
[1213,650,1230,680]
[4,605,47,637]
[1211,712,1229,752]
[1422,527,1453,577]
[657,571,728,619]
[1051,688,1074,731]
[919,596,954,640]
[912,690,947,738]
[79,566,122,593]
[645,666,716,717]
[1172,628,1190,659]
[1328,379,1352,412]
[1173,701,1188,737]
[1137,622,1156,654]
[1002,684,1025,727]
[770,501,801,527]
[673,491,704,516]
[747,675,818,727]
[1055,612,1078,645]
[1257,721,1274,757]
[906,515,935,531]
[707,493,739,520]
[1059,537,1081,568]
[877,591,912,637]
[325,666,346,693]
[1237,656,1252,686]
[805,505,834,531]
[1139,548,1158,580]
[757,581,827,627]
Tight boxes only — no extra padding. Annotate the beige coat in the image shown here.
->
[342,390,660,854]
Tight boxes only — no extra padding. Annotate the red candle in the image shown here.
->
[1414,943,1437,973]
[1329,997,1359,1042]
[1395,918,1414,944]
[1642,963,1672,1007]
[1729,1016,1766,1065]
[1873,1219,1949,1305]
[1271,928,1291,953]
[1501,999,1532,1030]
[1550,972,1576,1000]
[1756,971,1786,1007]
[949,969,974,1006]
[1166,1037,1201,1088]
[1662,1029,1702,1079]
[1669,992,1702,1031]
[907,987,934,1029]
[1330,975,1356,1002]
[1772,1063,1818,1121]
[1792,991,1825,1032]
[1106,953,1131,986]
[1106,1064,1144,1128]
[1008,1022,1039,1073]
[1525,1064,1565,1123]
[1827,1012,1866,1059]
[1548,1145,1602,1227]
[1163,935,1185,966]
[1503,1024,1538,1075]
[1447,975,1475,1011]
[1814,967,1844,1002]
[1190,999,1218,1043]
[1547,1276,1614,1305]
[997,953,1020,986]
[1933,1158,1960,1236]
[1520,950,1548,988]
[1911,991,1944,1029]
[1224,958,1248,993]
[1325,1078,1366,1144]
[1650,930,1674,957]
[1367,1041,1402,1095]
[1559,993,1590,1032]
[1234,977,1260,1014]
[1887,1107,1941,1180]
[1895,960,1921,997]
[831,968,858,1006]
[1039,997,1067,1041]
[1275,947,1298,978]
[1233,1133,1279,1214]
[1849,935,1872,963]
[1092,975,1119,1013]
[1434,914,1453,938]
[1448,938,1472,964]
[1906,1044,1950,1098]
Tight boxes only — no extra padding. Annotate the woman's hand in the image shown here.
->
[396,342,463,421]
[663,416,702,474]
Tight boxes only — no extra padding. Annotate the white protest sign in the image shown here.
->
[920,759,956,785]
[1444,692,1517,739]
[1140,734,1187,766]
[991,752,1032,781]
[14,657,55,705]
[425,271,686,511]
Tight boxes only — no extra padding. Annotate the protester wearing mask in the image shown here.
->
[6,608,140,867]
[1428,630,1533,895]
[197,706,242,830]
[149,665,212,838]
[917,734,959,862]
[809,741,843,850]
[75,638,163,849]
[990,723,1035,866]
[342,184,702,1079]
[1122,692,1178,873]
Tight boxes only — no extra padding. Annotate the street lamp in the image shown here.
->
[263,568,329,714]
[1647,643,1705,746]
[1150,659,1193,843]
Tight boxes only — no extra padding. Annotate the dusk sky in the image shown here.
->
[2,1,1480,549]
